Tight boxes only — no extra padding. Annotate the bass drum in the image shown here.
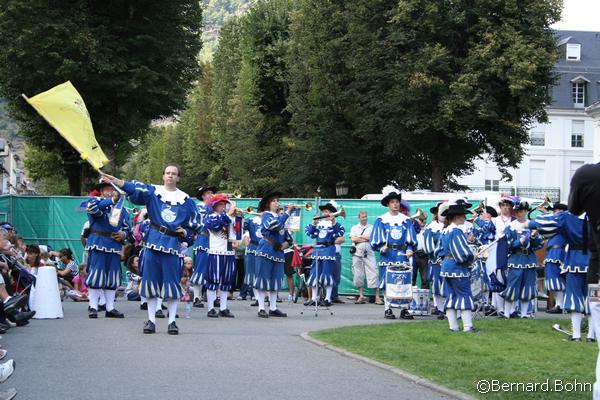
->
[384,264,413,300]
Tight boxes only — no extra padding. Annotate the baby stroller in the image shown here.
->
[294,245,313,303]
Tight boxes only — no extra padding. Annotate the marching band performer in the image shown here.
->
[100,165,200,335]
[501,201,544,319]
[85,181,130,319]
[487,196,516,316]
[243,209,262,305]
[305,200,345,307]
[370,187,416,320]
[190,186,218,308]
[254,192,294,318]
[540,202,568,314]
[204,194,238,318]
[423,202,447,318]
[472,205,497,246]
[527,210,595,341]
[436,202,477,332]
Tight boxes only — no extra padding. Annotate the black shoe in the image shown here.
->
[207,309,219,318]
[464,327,479,333]
[13,311,35,325]
[332,297,345,304]
[155,310,165,319]
[320,299,332,307]
[384,309,396,319]
[2,295,28,315]
[546,306,562,314]
[89,308,98,319]
[258,310,269,318]
[140,303,148,310]
[161,304,167,310]
[276,297,282,303]
[437,313,446,320]
[218,309,235,318]
[269,309,287,317]
[250,300,259,307]
[167,321,179,335]
[510,311,520,319]
[143,320,155,334]
[105,309,124,318]
[304,300,316,307]
[568,336,581,342]
[587,338,597,343]
[485,308,498,316]
[431,309,441,316]
[400,309,414,320]
[193,299,204,308]
[98,304,106,312]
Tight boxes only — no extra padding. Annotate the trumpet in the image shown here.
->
[536,195,552,210]
[285,202,313,211]
[313,206,346,220]
[471,201,485,215]
[221,190,242,199]
[410,208,426,220]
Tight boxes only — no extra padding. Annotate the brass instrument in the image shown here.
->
[471,201,485,215]
[410,208,426,220]
[221,190,242,199]
[285,202,313,211]
[537,195,552,210]
[313,206,346,220]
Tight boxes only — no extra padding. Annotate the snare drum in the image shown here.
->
[385,264,413,300]
[409,287,430,315]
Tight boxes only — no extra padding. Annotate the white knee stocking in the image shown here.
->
[325,286,333,302]
[103,290,116,312]
[462,310,473,331]
[147,297,158,324]
[219,290,228,311]
[434,295,445,312]
[88,288,100,310]
[554,291,565,309]
[257,290,265,311]
[446,309,459,331]
[572,312,583,339]
[207,290,217,311]
[269,292,278,311]
[167,300,178,324]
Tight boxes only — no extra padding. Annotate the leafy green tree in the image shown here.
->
[0,1,202,194]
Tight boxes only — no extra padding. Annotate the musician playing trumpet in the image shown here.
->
[370,188,416,320]
[500,201,544,319]
[305,200,345,307]
[204,194,238,318]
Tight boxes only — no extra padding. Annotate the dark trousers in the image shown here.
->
[587,227,599,284]
[331,253,342,298]
[412,251,429,289]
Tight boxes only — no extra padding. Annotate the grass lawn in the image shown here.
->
[311,318,597,399]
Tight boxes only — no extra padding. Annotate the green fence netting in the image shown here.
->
[0,195,439,295]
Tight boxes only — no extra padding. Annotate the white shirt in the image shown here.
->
[350,223,373,253]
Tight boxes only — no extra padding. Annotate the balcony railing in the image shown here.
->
[467,186,560,201]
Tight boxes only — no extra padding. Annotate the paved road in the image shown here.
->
[3,298,453,400]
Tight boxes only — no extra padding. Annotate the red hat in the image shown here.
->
[208,194,230,208]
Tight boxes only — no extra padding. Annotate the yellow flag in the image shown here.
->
[24,81,109,170]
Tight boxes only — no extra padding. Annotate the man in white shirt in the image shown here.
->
[350,211,381,304]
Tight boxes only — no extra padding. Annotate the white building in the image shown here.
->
[0,139,31,195]
[457,30,600,202]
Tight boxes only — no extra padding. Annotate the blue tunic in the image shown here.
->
[122,181,199,299]
[473,217,496,245]
[528,211,590,313]
[254,212,290,291]
[436,224,475,310]
[423,220,445,296]
[305,221,345,286]
[243,216,262,285]
[370,212,416,290]
[85,197,130,290]
[203,212,236,291]
[190,203,210,286]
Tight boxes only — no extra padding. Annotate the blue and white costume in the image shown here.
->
[528,211,594,340]
[190,203,210,288]
[370,212,416,313]
[500,220,544,317]
[473,217,496,246]
[85,196,130,315]
[305,220,345,288]
[254,211,290,292]
[424,219,446,312]
[122,181,199,301]
[488,213,515,312]
[85,197,130,291]
[436,223,475,311]
[204,212,237,292]
[244,216,262,288]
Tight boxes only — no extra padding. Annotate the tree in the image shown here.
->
[287,0,560,193]
[0,1,202,194]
